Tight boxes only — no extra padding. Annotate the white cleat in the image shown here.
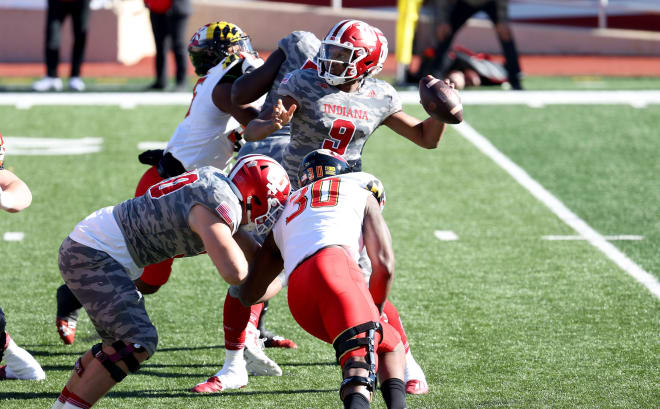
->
[32,76,63,92]
[244,323,282,376]
[190,365,248,393]
[68,77,85,92]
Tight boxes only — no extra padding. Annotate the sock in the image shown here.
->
[220,347,245,372]
[63,391,92,409]
[223,292,252,350]
[50,386,71,409]
[56,285,82,321]
[343,392,370,409]
[382,301,409,352]
[380,378,407,409]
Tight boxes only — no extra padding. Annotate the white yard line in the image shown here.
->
[543,235,644,241]
[454,121,660,300]
[3,232,25,241]
[1,90,660,108]
[434,230,459,241]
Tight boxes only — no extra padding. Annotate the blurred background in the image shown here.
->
[0,0,659,91]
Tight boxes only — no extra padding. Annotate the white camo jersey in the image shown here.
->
[112,166,241,269]
[237,31,321,164]
[273,172,380,280]
[165,52,263,171]
[278,68,402,186]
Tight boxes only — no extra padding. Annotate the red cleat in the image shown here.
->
[0,365,6,380]
[405,379,429,395]
[264,336,298,349]
[56,318,77,345]
[191,372,247,394]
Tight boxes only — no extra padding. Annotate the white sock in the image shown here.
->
[217,348,245,374]
[50,397,66,409]
[404,350,426,383]
[62,401,90,409]
[4,338,46,380]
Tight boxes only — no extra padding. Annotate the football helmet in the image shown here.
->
[364,177,386,211]
[228,154,290,235]
[0,132,5,169]
[298,149,351,187]
[188,22,257,76]
[318,20,387,86]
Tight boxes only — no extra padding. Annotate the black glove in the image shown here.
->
[138,149,164,166]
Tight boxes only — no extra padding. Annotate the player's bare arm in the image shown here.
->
[243,96,297,142]
[212,82,260,127]
[382,110,447,149]
[239,231,285,306]
[0,169,33,213]
[363,195,395,314]
[188,204,249,285]
[231,48,286,105]
[233,228,261,265]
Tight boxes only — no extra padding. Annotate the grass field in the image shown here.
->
[0,85,658,408]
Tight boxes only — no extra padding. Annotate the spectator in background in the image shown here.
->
[32,0,92,92]
[145,0,191,91]
[425,0,523,90]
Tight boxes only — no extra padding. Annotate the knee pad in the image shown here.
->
[333,321,383,398]
[88,341,146,383]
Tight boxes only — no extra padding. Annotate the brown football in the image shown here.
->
[419,76,463,124]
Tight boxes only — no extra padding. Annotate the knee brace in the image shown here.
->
[86,341,146,383]
[333,321,383,398]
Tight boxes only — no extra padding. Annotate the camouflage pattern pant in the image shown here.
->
[58,237,158,357]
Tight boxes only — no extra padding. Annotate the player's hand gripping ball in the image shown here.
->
[419,75,463,124]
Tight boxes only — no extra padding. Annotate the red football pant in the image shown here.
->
[134,166,174,287]
[287,246,401,367]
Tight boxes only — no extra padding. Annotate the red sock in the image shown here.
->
[249,303,264,329]
[223,293,261,350]
[66,391,92,409]
[57,386,72,403]
[382,300,410,353]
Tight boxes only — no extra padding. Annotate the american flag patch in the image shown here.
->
[215,201,235,230]
[281,73,292,84]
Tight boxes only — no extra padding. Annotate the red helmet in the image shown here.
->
[228,154,290,235]
[318,20,387,86]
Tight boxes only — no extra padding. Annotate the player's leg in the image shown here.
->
[381,300,428,395]
[288,246,405,408]
[56,284,81,345]
[359,248,428,395]
[52,237,157,408]
[236,136,298,348]
[191,289,281,393]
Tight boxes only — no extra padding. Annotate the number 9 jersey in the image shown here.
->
[272,172,377,282]
[278,68,401,186]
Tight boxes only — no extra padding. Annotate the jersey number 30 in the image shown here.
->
[285,178,340,224]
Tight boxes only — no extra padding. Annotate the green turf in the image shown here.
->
[0,101,658,408]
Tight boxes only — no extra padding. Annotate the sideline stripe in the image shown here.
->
[1,91,660,108]
[454,121,660,300]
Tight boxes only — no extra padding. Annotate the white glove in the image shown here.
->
[0,186,16,211]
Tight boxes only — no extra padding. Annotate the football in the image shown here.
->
[419,76,463,124]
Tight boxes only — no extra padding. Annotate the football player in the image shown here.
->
[240,149,407,409]
[243,20,441,395]
[0,134,45,381]
[54,22,288,385]
[188,29,324,394]
[0,133,33,213]
[50,155,290,409]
